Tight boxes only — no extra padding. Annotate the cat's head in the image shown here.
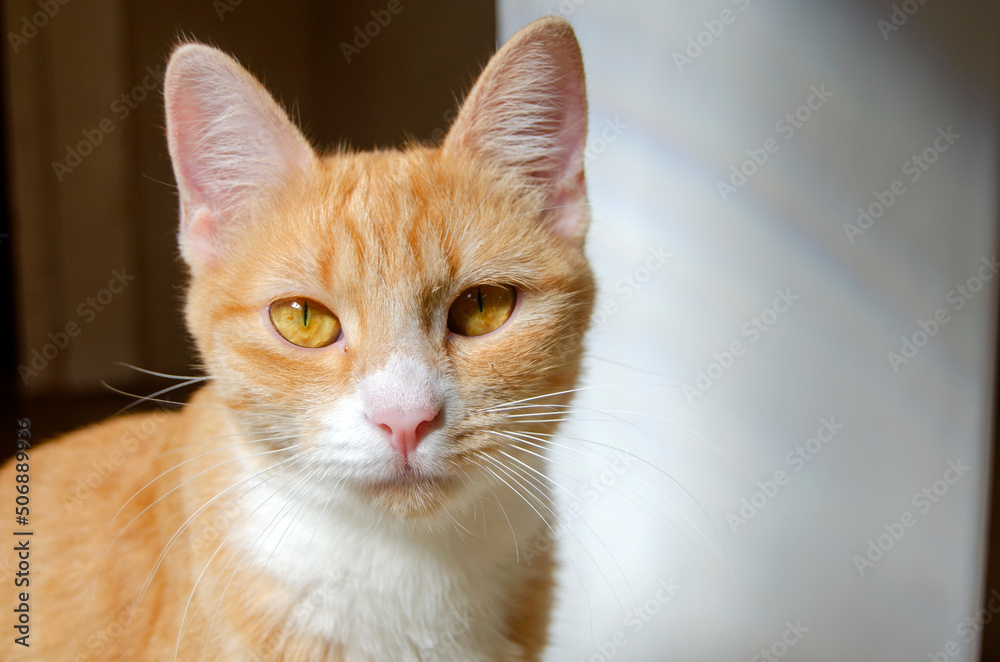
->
[164,18,594,524]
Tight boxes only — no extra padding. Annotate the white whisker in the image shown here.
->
[114,433,303,521]
[113,362,210,381]
[124,452,303,635]
[501,428,727,564]
[175,462,317,661]
[199,460,321,662]
[473,451,599,641]
[497,447,639,612]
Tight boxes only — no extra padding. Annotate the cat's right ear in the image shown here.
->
[165,44,314,273]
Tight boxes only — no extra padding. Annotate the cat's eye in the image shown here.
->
[269,298,341,348]
[447,285,516,337]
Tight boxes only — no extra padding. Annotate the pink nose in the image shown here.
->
[370,405,440,461]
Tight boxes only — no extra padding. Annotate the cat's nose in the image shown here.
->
[370,404,441,461]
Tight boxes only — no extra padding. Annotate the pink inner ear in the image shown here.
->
[165,44,314,271]
[443,19,590,244]
[182,206,221,266]
[548,169,588,241]
[167,98,210,211]
[535,71,589,242]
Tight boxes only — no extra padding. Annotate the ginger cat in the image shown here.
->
[3,17,593,661]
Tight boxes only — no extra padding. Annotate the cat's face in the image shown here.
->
[166,19,593,523]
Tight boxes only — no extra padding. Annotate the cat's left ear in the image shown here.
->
[165,43,315,273]
[443,18,589,245]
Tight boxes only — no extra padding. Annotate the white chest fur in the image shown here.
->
[245,482,545,661]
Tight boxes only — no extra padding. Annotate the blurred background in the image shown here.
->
[2,0,999,660]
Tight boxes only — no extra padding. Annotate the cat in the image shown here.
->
[2,16,594,662]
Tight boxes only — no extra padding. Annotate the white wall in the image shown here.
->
[499,1,999,659]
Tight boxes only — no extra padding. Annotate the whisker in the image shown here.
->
[113,361,210,382]
[502,429,727,564]
[579,406,752,480]
[454,465,488,540]
[483,383,642,413]
[102,448,297,616]
[497,447,639,611]
[237,464,325,622]
[491,437,673,571]
[713,591,742,649]
[177,463,318,662]
[583,354,683,380]
[487,481,520,563]
[114,433,304,521]
[124,452,303,635]
[498,402,750,482]
[151,419,326,462]
[473,452,598,640]
[199,460,322,661]
[442,501,477,542]
[97,385,317,423]
[272,467,340,658]
[107,377,205,416]
[151,429,289,462]
[502,434,719,580]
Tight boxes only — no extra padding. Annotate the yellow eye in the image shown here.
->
[269,298,341,348]
[447,285,516,337]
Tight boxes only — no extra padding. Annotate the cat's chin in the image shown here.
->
[357,468,464,520]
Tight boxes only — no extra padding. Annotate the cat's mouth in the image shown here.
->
[365,466,454,492]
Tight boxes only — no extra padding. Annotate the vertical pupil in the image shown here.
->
[476,288,484,313]
[302,300,310,327]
